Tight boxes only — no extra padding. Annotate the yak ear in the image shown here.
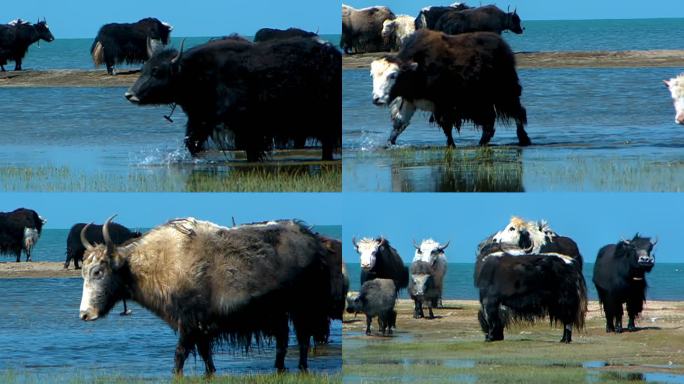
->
[664,79,672,88]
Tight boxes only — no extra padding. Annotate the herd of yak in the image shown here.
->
[0,17,341,161]
[348,216,658,343]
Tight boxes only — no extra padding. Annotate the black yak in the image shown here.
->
[593,234,656,333]
[414,3,471,30]
[409,261,439,319]
[341,4,395,54]
[0,19,54,71]
[0,208,46,262]
[319,235,346,323]
[125,35,341,161]
[65,222,142,270]
[434,5,524,36]
[346,278,397,336]
[91,17,172,75]
[352,236,409,291]
[412,239,448,306]
[78,216,338,375]
[370,29,531,147]
[254,27,318,42]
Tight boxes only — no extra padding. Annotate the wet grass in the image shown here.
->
[343,146,684,192]
[0,371,341,384]
[0,164,342,192]
[343,300,684,383]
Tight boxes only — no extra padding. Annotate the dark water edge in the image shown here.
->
[346,263,684,301]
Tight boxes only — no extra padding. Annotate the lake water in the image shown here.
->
[346,263,684,301]
[0,226,342,381]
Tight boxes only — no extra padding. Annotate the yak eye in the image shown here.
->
[388,73,397,80]
[92,268,103,279]
[509,227,515,231]
[417,249,422,254]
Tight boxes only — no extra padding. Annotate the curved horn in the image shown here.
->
[413,239,421,250]
[439,240,450,251]
[378,236,385,245]
[652,236,659,246]
[80,223,94,250]
[102,214,118,256]
[171,38,185,64]
[352,236,358,248]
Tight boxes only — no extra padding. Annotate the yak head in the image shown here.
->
[125,39,184,105]
[618,234,657,273]
[345,291,361,314]
[507,9,524,34]
[410,273,433,297]
[79,215,129,321]
[35,19,54,42]
[492,216,535,251]
[370,57,416,105]
[664,75,684,125]
[413,238,449,265]
[353,236,386,270]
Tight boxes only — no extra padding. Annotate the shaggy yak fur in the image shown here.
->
[79,217,339,375]
[433,5,523,36]
[346,278,397,336]
[0,19,54,71]
[353,236,409,292]
[341,4,396,53]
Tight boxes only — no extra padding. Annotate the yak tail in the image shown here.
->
[92,42,104,66]
[574,274,589,330]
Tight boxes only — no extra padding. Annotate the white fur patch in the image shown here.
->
[665,74,684,124]
[370,58,400,105]
[356,237,380,268]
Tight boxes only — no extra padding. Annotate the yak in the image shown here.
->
[414,3,471,30]
[0,208,46,262]
[409,261,440,319]
[434,5,524,36]
[0,19,54,71]
[370,29,531,147]
[412,239,448,306]
[664,74,684,125]
[475,251,587,343]
[381,15,415,52]
[593,234,657,333]
[346,278,397,336]
[341,4,395,54]
[319,235,346,323]
[78,216,338,375]
[254,27,318,42]
[125,35,341,161]
[91,17,172,75]
[65,222,142,270]
[352,236,409,291]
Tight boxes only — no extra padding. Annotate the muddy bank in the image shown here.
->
[0,261,81,279]
[343,49,684,69]
[0,69,139,87]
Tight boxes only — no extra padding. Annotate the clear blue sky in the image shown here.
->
[1,193,340,228]
[342,193,683,263]
[346,1,684,20]
[3,0,339,38]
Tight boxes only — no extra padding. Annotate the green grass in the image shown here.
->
[0,164,341,192]
[0,370,341,384]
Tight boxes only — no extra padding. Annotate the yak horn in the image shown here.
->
[439,240,450,251]
[352,236,358,248]
[378,236,385,245]
[413,239,421,250]
[103,214,118,256]
[652,236,659,246]
[80,223,94,250]
[171,38,185,64]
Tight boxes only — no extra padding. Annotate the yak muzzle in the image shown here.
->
[80,310,99,321]
[124,92,140,103]
[373,97,385,106]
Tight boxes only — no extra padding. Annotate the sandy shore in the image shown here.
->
[343,49,684,69]
[0,50,682,87]
[0,261,81,279]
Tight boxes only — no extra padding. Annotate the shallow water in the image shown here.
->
[0,278,342,382]
[343,67,684,192]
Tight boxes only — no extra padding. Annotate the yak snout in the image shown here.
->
[124,91,140,103]
[676,113,684,125]
[373,96,385,106]
[79,310,98,321]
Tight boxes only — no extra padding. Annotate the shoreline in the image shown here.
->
[342,49,684,69]
[0,262,81,279]
[0,49,682,87]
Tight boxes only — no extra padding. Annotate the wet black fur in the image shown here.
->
[0,208,43,262]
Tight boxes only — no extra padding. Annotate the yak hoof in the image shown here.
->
[120,309,133,316]
[365,330,371,336]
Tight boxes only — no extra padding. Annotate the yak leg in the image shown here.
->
[14,57,21,71]
[15,250,21,263]
[197,336,216,377]
[515,104,531,146]
[295,323,311,371]
[74,257,81,270]
[378,315,387,336]
[1,64,5,71]
[560,324,573,343]
[413,299,423,319]
[387,98,416,146]
[120,299,132,316]
[184,118,212,157]
[626,295,644,332]
[64,253,72,269]
[365,314,372,335]
[477,107,496,146]
[428,303,435,320]
[388,310,396,335]
[483,299,504,341]
[604,303,615,333]
[435,113,456,147]
[173,331,194,377]
[614,302,624,333]
[274,313,289,372]
[25,249,31,262]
